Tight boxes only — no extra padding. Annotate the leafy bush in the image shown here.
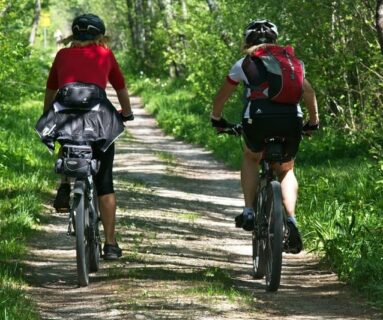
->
[0,3,56,318]
[0,98,55,319]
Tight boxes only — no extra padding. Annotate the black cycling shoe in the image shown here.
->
[53,183,71,212]
[103,243,122,260]
[235,211,254,231]
[284,220,303,254]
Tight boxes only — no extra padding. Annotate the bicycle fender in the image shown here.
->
[73,180,85,195]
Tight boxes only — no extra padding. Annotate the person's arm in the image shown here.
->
[43,88,58,113]
[302,79,319,125]
[116,87,133,118]
[212,79,238,119]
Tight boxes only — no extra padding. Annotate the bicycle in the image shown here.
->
[251,136,287,292]
[55,143,101,287]
[221,123,304,292]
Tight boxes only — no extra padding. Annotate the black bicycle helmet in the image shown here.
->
[243,19,278,45]
[72,14,105,41]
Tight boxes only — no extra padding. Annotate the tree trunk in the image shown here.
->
[135,0,146,59]
[126,0,146,60]
[376,0,383,54]
[147,0,155,17]
[180,0,187,19]
[205,0,231,47]
[126,0,137,48]
[29,0,41,46]
[0,3,11,18]
[158,0,179,77]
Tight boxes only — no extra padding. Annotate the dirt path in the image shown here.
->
[25,90,381,320]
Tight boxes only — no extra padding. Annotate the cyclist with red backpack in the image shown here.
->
[211,20,319,253]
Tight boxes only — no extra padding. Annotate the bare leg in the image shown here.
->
[274,160,303,253]
[241,146,262,207]
[98,193,117,245]
[273,160,298,218]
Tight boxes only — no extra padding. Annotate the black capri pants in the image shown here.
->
[93,143,115,196]
[242,115,303,162]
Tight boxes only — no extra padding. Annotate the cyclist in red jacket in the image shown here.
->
[211,20,319,253]
[43,14,133,260]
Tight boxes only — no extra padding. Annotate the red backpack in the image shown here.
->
[247,45,304,104]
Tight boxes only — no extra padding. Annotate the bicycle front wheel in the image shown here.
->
[252,233,267,279]
[73,181,90,286]
[89,188,100,273]
[265,181,284,292]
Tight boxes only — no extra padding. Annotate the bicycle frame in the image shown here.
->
[257,154,288,233]
[55,143,101,286]
[252,138,289,292]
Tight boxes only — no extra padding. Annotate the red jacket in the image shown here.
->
[46,44,125,91]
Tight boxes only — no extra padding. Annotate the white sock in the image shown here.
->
[287,216,297,226]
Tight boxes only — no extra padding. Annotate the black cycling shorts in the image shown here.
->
[93,143,115,196]
[242,116,303,162]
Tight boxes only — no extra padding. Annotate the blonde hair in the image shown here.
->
[243,43,274,55]
[60,34,110,48]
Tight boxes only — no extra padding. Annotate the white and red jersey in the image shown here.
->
[226,56,303,118]
[227,57,251,95]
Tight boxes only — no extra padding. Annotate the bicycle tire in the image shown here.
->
[265,180,284,292]
[73,181,90,286]
[252,187,267,279]
[89,188,100,273]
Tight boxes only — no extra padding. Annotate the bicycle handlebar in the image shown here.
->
[217,121,319,137]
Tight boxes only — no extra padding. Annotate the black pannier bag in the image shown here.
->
[55,144,99,178]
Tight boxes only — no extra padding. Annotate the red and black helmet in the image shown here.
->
[244,20,278,45]
[72,14,105,41]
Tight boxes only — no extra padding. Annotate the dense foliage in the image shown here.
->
[0,1,54,318]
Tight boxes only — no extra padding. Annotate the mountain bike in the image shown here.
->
[222,124,290,292]
[55,144,101,287]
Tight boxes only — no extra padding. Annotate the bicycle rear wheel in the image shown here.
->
[265,181,284,292]
[73,181,90,286]
[252,188,267,279]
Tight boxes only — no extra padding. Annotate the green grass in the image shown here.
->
[184,267,254,304]
[0,265,39,320]
[0,99,56,319]
[155,151,177,166]
[109,265,254,306]
[296,150,383,308]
